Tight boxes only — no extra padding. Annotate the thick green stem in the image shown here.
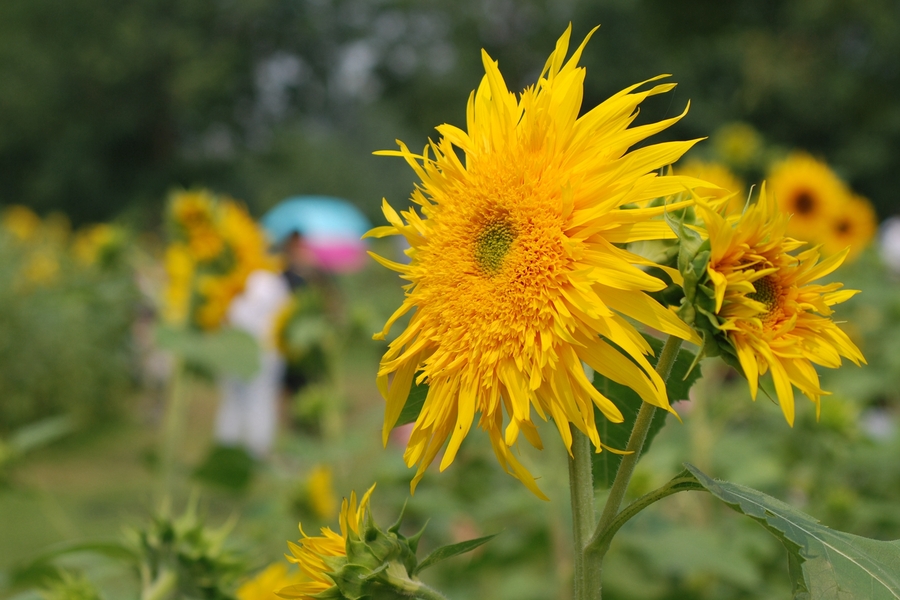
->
[381,566,449,600]
[569,333,686,600]
[409,583,451,600]
[568,424,600,600]
[592,335,683,548]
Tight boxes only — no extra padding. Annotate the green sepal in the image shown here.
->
[412,533,499,575]
[387,499,408,534]
[311,585,346,600]
[325,564,372,600]
[666,209,745,371]
[393,378,428,429]
[320,501,488,600]
[406,521,428,555]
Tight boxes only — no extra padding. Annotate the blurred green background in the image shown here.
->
[2,0,899,224]
[2,1,900,600]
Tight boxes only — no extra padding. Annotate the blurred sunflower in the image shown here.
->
[1,205,41,241]
[712,122,763,169]
[306,465,338,521]
[237,563,304,600]
[72,223,127,266]
[822,194,877,262]
[768,152,848,240]
[693,185,865,425]
[677,160,745,215]
[163,191,280,331]
[281,486,374,600]
[368,25,720,497]
[219,200,282,276]
[169,190,225,261]
[163,243,195,326]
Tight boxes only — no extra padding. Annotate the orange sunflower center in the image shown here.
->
[792,190,816,215]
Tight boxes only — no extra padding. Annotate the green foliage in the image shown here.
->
[591,335,701,488]
[155,325,260,380]
[39,571,103,600]
[192,446,256,493]
[3,0,898,224]
[0,416,74,486]
[686,464,900,599]
[0,229,139,431]
[128,500,243,600]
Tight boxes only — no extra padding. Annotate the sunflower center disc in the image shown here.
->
[748,275,781,315]
[474,217,516,275]
[793,190,815,214]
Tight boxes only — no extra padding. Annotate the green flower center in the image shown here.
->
[748,275,781,314]
[475,218,516,275]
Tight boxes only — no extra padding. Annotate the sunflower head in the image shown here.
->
[676,184,865,424]
[822,194,877,262]
[1,205,42,242]
[712,122,763,169]
[163,191,280,331]
[367,24,727,498]
[281,485,428,600]
[768,152,849,240]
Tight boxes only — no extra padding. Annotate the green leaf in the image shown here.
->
[393,379,428,428]
[155,325,260,379]
[11,540,138,587]
[686,464,900,599]
[8,415,74,455]
[592,334,701,489]
[412,533,498,575]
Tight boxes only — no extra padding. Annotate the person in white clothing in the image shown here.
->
[214,269,291,458]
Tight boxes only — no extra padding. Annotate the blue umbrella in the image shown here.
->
[261,196,372,272]
[261,196,371,246]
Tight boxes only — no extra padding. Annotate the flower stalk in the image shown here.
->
[570,335,684,600]
[568,425,599,600]
[159,357,187,498]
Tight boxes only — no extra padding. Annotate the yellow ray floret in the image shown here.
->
[368,25,721,498]
[280,486,375,599]
[238,563,304,600]
[697,184,865,425]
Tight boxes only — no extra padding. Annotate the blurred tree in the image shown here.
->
[1,0,899,223]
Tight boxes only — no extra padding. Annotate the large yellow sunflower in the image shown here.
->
[768,152,849,240]
[367,25,720,497]
[695,185,865,425]
[280,486,374,600]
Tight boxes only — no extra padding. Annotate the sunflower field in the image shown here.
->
[2,3,900,600]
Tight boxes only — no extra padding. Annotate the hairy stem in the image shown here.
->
[568,424,599,600]
[580,334,684,597]
[593,335,683,543]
